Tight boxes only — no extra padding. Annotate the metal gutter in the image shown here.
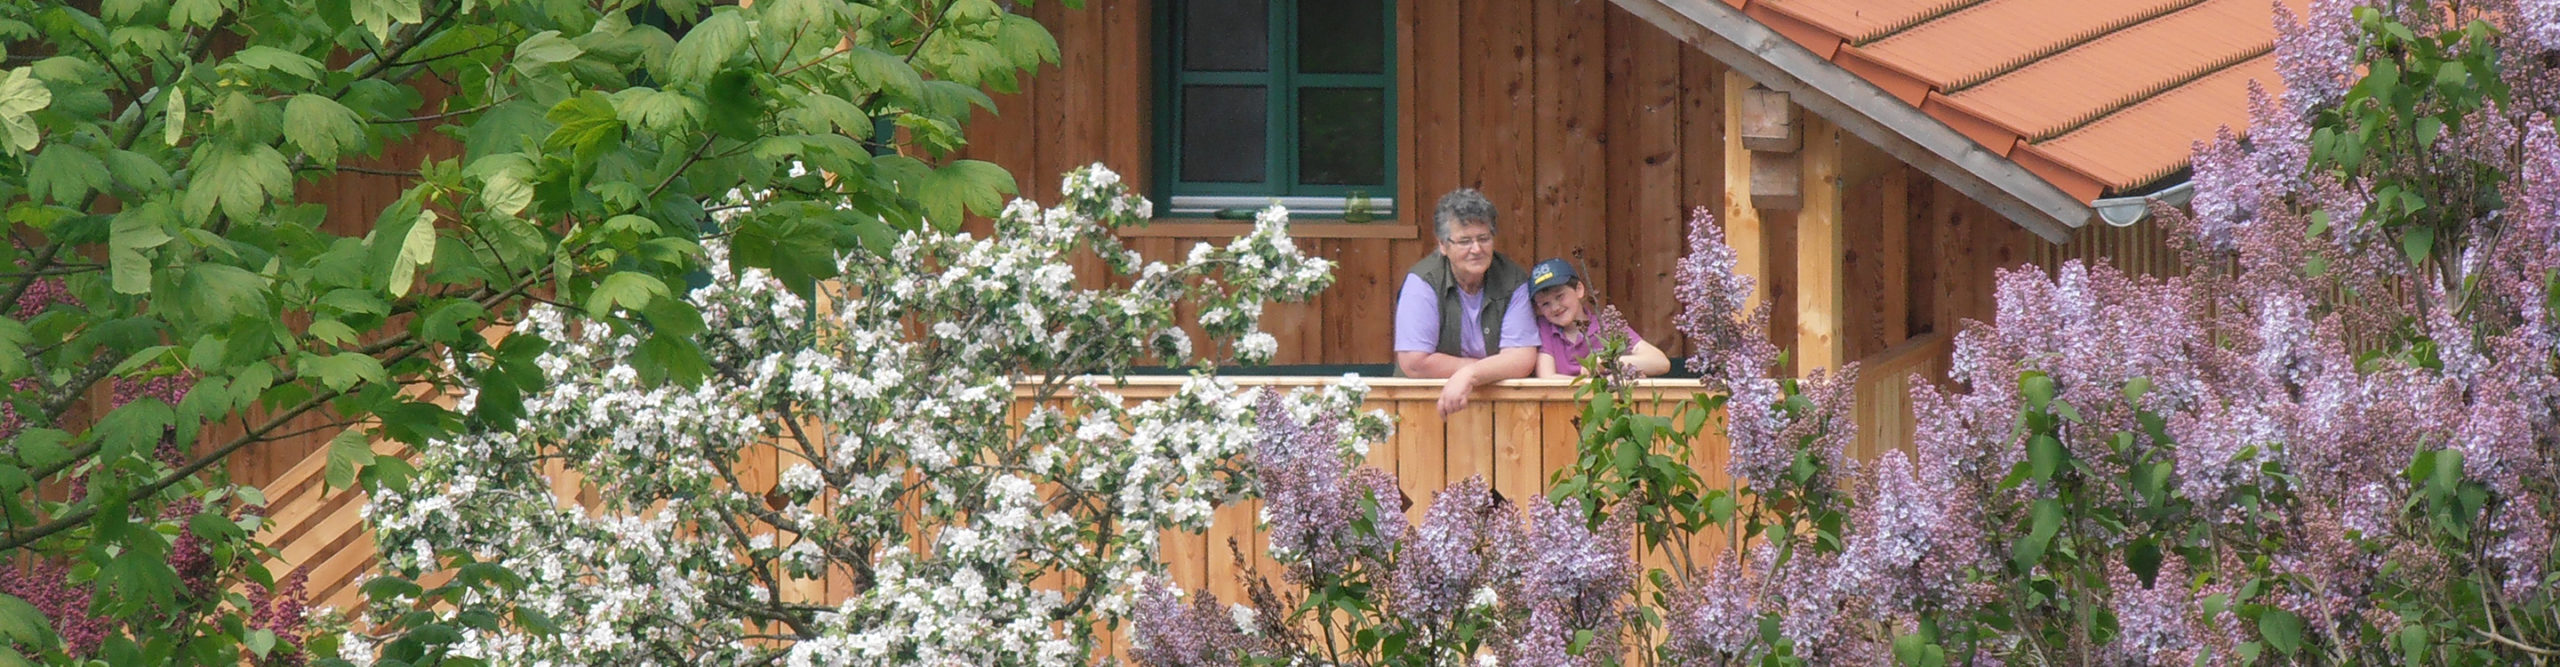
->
[1608,0,2097,242]
[2091,180,2193,227]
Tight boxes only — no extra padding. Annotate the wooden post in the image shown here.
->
[1796,116,1846,374]
[1720,72,1767,310]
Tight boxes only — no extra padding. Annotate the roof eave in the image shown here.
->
[1611,0,2095,243]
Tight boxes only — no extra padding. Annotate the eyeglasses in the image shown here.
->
[1441,234,1496,249]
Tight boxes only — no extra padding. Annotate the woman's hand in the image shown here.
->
[1438,367,1475,415]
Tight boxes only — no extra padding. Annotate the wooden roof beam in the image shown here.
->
[1611,0,2090,242]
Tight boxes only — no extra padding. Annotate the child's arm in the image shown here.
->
[1535,352,1566,379]
[1622,339,1673,377]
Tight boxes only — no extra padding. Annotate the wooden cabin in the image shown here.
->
[256,0,2291,622]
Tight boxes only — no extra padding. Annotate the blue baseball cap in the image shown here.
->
[1529,258,1579,292]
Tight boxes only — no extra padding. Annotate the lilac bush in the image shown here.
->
[1179,3,2560,664]
[1658,1,2560,663]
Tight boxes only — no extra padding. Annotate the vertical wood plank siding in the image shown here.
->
[956,2,1750,364]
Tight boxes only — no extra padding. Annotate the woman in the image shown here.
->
[1527,258,1672,379]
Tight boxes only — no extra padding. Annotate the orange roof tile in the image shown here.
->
[1735,0,2307,196]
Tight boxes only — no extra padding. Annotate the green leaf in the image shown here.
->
[2414,117,2443,151]
[664,11,745,84]
[2125,537,2162,588]
[28,146,108,203]
[233,46,323,81]
[297,352,386,392]
[183,142,292,223]
[0,593,53,649]
[786,90,870,137]
[512,30,584,75]
[178,263,267,324]
[2397,624,2429,664]
[2013,498,2061,569]
[246,629,278,658]
[2020,372,2055,411]
[2027,435,2063,483]
[308,318,358,346]
[917,159,1017,230]
[0,320,24,377]
[613,87,704,133]
[384,208,438,297]
[161,86,185,146]
[352,0,424,43]
[2259,608,2303,655]
[110,203,175,294]
[587,272,668,318]
[542,92,622,166]
[2401,225,2434,264]
[324,425,374,489]
[843,46,924,99]
[0,68,53,153]
[483,167,533,217]
[102,149,172,192]
[285,94,366,161]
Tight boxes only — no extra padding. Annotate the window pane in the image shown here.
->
[1184,0,1267,72]
[1299,0,1385,74]
[1298,87,1387,187]
[1181,85,1268,183]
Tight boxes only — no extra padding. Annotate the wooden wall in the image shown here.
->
[957,0,2068,373]
[957,0,1732,364]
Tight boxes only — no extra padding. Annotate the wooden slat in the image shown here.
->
[1794,115,1847,374]
[1443,403,1494,491]
[1877,166,1911,348]
[1720,71,1769,313]
[1467,0,1536,258]
[1532,0,1609,277]
[1491,400,1545,506]
[1394,399,1444,524]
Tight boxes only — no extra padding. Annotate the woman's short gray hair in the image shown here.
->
[1433,188,1498,240]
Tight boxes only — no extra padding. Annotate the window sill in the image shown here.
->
[1115,220,1418,239]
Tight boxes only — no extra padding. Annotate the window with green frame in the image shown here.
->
[1156,0,1397,219]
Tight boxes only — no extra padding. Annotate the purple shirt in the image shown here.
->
[1393,274,1538,359]
[1538,318,1644,376]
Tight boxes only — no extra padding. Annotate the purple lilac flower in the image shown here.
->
[1670,207,1777,388]
[2272,0,2358,110]
[2244,82,2310,192]
[0,559,111,658]
[2517,0,2560,53]
[1250,391,1397,583]
[1499,497,1634,662]
[1665,558,1761,660]
[1836,451,1944,614]
[1498,602,1590,667]
[1585,304,1639,388]
[1130,580,1247,667]
[164,498,217,599]
[252,566,311,666]
[2188,127,2262,254]
[1389,475,1505,629]
[2106,559,2206,666]
[11,276,76,320]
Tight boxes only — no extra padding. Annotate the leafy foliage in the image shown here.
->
[1,0,1056,662]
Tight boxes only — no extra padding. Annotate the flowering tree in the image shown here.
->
[342,165,1378,665]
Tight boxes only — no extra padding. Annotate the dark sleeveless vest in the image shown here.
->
[1401,251,1529,358]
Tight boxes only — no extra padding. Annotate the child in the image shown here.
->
[1527,258,1672,379]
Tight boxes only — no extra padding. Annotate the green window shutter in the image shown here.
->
[1160,0,1397,216]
